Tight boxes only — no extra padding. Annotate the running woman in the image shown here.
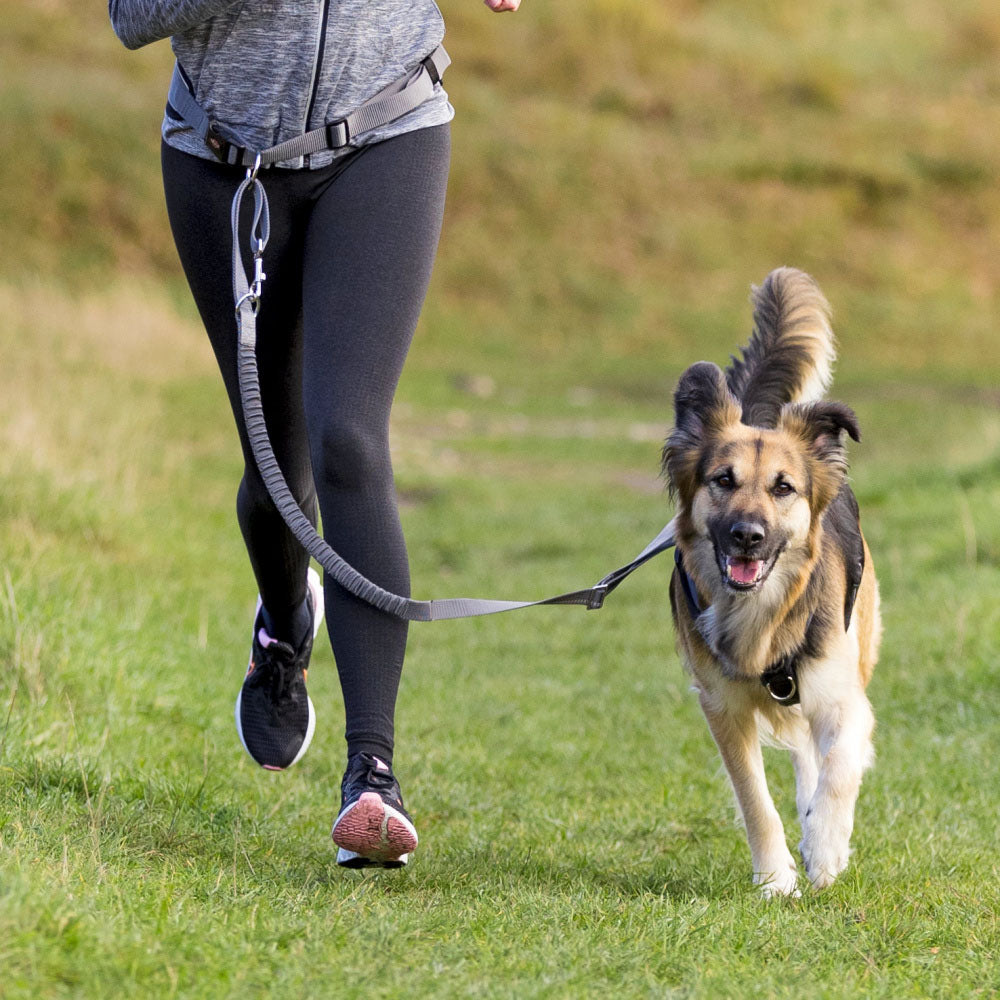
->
[109,0,522,868]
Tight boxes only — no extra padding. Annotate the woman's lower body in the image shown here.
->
[161,123,450,865]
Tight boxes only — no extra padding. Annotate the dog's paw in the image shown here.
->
[799,813,852,888]
[753,857,800,898]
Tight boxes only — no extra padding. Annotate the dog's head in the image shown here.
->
[662,362,859,597]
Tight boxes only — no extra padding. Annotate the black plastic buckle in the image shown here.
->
[205,123,233,163]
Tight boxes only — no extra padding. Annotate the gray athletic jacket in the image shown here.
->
[109,0,453,169]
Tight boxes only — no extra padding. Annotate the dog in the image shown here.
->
[662,267,881,896]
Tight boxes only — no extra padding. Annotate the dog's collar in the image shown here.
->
[673,549,817,706]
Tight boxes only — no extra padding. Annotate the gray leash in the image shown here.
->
[177,46,678,621]
[232,166,675,620]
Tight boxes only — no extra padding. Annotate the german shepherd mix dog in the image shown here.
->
[662,268,881,897]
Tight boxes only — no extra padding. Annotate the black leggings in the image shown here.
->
[162,125,450,763]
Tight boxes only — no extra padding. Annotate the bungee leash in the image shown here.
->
[176,46,678,621]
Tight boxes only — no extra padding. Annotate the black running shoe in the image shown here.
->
[332,753,418,868]
[235,568,323,770]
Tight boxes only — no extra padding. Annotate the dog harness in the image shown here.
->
[673,548,862,706]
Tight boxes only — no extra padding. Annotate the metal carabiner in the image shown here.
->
[246,151,262,182]
[252,254,266,291]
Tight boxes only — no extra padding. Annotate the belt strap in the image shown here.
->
[168,45,451,168]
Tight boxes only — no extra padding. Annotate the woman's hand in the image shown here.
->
[484,0,521,11]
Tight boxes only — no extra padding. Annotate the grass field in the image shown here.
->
[2,0,999,996]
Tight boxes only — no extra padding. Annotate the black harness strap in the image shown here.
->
[673,549,858,707]
[757,624,812,706]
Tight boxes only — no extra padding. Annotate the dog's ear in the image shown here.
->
[779,400,861,506]
[662,362,741,498]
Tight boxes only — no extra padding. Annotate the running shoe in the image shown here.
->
[235,567,324,770]
[332,752,418,868]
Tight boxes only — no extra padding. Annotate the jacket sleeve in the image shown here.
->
[108,0,244,50]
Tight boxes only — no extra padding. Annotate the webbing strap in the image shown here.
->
[168,46,451,168]
[166,64,214,141]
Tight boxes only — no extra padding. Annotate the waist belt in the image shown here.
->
[166,45,451,168]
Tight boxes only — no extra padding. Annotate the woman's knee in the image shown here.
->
[237,466,316,521]
[309,414,391,493]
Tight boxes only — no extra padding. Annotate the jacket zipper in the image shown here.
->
[304,0,332,134]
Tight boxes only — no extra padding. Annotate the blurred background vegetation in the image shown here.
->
[4,0,999,376]
[3,0,998,575]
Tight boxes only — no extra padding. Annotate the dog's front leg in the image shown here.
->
[699,694,799,897]
[788,726,820,831]
[800,685,875,888]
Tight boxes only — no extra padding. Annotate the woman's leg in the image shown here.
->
[301,125,451,764]
[162,144,341,770]
[161,143,317,636]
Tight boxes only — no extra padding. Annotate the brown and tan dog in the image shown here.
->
[662,268,881,896]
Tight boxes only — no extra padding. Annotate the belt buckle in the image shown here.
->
[325,119,350,149]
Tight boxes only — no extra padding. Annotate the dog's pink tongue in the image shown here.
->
[728,558,762,584]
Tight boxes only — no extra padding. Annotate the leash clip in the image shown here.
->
[235,251,266,317]
[251,252,266,301]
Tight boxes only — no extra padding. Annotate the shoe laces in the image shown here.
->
[344,753,399,798]
[250,634,302,705]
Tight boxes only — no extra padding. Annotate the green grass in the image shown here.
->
[2,0,1000,996]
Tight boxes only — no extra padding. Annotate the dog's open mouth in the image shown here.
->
[716,551,779,592]
[726,556,765,587]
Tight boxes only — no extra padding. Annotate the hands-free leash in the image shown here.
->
[176,46,677,621]
[231,159,675,621]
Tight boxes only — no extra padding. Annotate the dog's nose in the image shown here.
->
[730,521,766,548]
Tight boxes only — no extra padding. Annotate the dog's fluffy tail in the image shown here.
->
[725,267,836,427]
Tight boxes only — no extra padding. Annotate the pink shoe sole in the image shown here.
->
[332,792,418,864]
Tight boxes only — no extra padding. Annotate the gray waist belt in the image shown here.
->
[166,45,451,168]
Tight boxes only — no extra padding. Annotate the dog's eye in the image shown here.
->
[773,481,796,497]
[713,472,735,490]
